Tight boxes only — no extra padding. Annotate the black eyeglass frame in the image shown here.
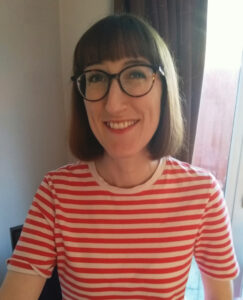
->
[71,64,165,102]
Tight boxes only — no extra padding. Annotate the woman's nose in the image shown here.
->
[104,79,128,114]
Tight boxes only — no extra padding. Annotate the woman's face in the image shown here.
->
[84,57,162,161]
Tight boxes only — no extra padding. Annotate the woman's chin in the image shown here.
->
[103,146,149,161]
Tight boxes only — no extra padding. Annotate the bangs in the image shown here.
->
[73,15,161,74]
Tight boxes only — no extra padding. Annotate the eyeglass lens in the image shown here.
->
[77,65,155,101]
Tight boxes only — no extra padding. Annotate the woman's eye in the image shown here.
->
[87,73,105,83]
[129,71,146,79]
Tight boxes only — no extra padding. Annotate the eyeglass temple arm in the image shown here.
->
[158,66,165,77]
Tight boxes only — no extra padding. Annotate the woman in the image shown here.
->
[0,14,239,300]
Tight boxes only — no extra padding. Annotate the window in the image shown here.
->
[186,1,243,298]
[192,0,243,189]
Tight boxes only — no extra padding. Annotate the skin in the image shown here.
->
[0,56,234,300]
[0,270,46,300]
[201,272,233,300]
[84,57,162,188]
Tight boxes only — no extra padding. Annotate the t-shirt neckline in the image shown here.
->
[88,157,166,194]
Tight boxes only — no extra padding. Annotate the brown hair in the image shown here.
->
[69,14,184,160]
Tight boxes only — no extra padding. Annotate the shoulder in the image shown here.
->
[45,161,91,178]
[164,156,221,192]
[37,161,94,190]
[165,156,213,178]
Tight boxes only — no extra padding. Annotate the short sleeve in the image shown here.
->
[7,175,57,278]
[194,176,239,280]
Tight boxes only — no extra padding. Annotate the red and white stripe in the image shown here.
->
[7,156,239,300]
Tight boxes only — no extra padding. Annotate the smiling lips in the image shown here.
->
[105,120,138,130]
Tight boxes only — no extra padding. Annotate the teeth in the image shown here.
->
[107,120,137,129]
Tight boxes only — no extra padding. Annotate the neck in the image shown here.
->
[95,153,160,188]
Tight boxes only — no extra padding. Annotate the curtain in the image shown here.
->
[114,0,208,163]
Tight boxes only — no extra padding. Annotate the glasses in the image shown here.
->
[72,64,165,102]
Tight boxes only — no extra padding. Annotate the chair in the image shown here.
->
[10,225,62,300]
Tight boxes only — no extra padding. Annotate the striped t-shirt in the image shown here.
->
[7,156,239,300]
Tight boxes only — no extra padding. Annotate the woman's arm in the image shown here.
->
[0,270,46,300]
[201,272,233,300]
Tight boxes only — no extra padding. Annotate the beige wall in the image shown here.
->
[0,0,67,283]
[0,0,112,284]
[59,0,113,160]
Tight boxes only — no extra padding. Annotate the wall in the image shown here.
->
[58,0,114,161]
[0,0,113,285]
[0,0,67,284]
[225,52,243,297]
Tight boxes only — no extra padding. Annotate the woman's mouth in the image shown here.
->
[105,120,138,130]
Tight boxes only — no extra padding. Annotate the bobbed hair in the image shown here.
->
[69,14,184,161]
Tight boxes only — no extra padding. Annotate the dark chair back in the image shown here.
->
[10,225,62,300]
